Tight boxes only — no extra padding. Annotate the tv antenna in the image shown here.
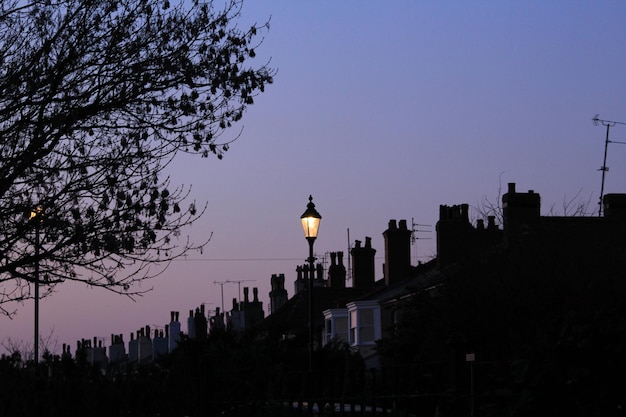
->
[213,281,229,313]
[411,218,432,264]
[592,115,626,216]
[214,280,256,312]
[225,279,255,302]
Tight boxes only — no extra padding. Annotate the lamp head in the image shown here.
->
[29,206,44,222]
[300,195,321,240]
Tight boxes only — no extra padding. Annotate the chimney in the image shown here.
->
[270,273,288,314]
[168,312,181,353]
[351,237,376,288]
[328,252,347,288]
[436,204,472,268]
[187,310,196,339]
[194,307,208,339]
[383,220,412,286]
[316,263,324,284]
[294,265,307,294]
[502,182,541,244]
[603,193,626,220]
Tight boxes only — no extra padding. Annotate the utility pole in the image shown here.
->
[592,115,626,216]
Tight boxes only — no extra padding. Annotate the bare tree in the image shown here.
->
[0,0,274,314]
[546,189,594,217]
[1,327,58,362]
[473,173,505,227]
[475,175,594,228]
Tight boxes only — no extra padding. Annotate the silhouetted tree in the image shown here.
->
[0,0,274,313]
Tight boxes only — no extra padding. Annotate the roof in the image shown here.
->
[257,286,372,335]
[358,259,443,305]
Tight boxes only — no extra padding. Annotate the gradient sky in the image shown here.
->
[3,0,626,354]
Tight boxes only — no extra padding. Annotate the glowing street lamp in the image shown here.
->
[301,196,321,242]
[300,195,321,372]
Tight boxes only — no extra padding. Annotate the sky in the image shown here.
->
[3,0,626,355]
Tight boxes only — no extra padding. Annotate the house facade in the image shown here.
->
[290,182,626,367]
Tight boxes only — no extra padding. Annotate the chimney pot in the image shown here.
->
[508,182,516,193]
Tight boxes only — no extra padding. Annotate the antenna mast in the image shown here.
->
[213,281,229,313]
[592,115,626,216]
[347,228,352,282]
[225,279,256,301]
[411,218,432,264]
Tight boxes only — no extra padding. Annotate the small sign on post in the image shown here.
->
[466,352,476,417]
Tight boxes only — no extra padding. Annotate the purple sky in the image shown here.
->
[3,0,626,354]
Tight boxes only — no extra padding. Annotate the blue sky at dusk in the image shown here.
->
[3,1,626,352]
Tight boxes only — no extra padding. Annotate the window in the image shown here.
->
[349,310,357,345]
[323,309,349,346]
[335,316,348,344]
[359,309,375,343]
[325,319,333,344]
[347,301,381,347]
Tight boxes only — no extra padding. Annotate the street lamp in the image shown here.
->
[300,195,321,372]
[29,206,43,365]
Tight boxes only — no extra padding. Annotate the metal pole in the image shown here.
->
[34,222,40,365]
[307,237,315,373]
[469,361,474,417]
[220,283,224,313]
[599,123,611,217]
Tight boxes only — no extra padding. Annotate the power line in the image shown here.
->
[176,257,305,262]
[177,256,393,262]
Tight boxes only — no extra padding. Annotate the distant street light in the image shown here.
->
[29,207,43,365]
[300,195,321,372]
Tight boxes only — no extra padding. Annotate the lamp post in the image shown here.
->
[300,195,321,372]
[29,207,43,365]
